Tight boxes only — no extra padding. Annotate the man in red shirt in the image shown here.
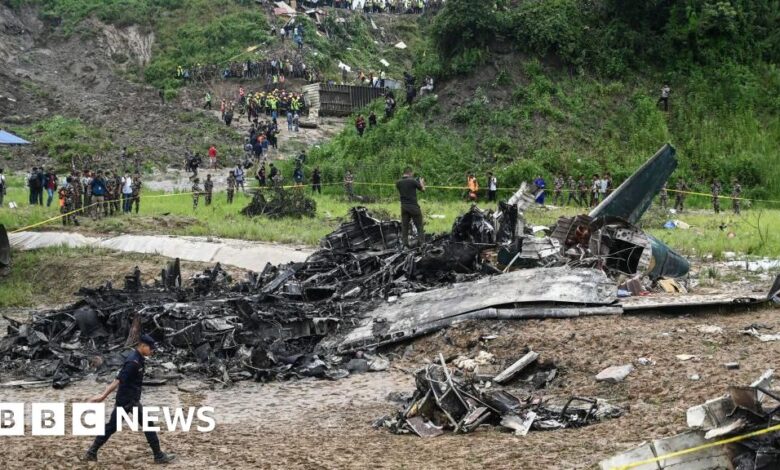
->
[208,145,217,169]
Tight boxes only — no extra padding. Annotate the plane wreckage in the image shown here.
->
[1,144,778,386]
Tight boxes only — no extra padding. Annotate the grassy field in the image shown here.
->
[0,246,250,308]
[2,180,779,257]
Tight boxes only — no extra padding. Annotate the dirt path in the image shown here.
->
[9,231,312,271]
[2,305,778,469]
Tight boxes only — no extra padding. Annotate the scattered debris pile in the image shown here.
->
[3,144,772,389]
[0,208,500,386]
[600,369,780,469]
[241,186,317,218]
[375,352,622,438]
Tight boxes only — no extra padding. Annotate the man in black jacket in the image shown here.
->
[83,334,176,464]
[396,167,426,248]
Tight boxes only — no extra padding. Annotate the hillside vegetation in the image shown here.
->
[4,0,779,202]
[311,0,780,201]
[11,0,419,90]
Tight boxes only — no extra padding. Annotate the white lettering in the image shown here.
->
[72,403,105,436]
[163,407,195,432]
[31,403,64,436]
[141,406,161,432]
[0,403,24,436]
[196,406,216,432]
[117,406,138,432]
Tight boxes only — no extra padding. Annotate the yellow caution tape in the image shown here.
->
[7,180,780,234]
[614,422,780,469]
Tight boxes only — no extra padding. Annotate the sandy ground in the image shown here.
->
[1,302,778,469]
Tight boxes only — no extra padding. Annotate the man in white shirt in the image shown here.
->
[598,174,608,201]
[121,173,133,213]
[487,172,497,202]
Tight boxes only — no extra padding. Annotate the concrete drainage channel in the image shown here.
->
[9,231,312,271]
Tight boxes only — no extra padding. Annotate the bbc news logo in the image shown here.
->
[0,403,216,436]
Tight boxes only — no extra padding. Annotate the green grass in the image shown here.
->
[0,246,115,307]
[311,60,780,201]
[3,180,780,256]
[6,116,112,167]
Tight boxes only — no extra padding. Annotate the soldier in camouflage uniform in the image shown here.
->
[659,183,668,209]
[565,176,579,206]
[131,172,142,213]
[82,171,93,211]
[578,176,588,208]
[674,179,688,212]
[61,177,79,226]
[204,174,213,206]
[105,171,116,216]
[112,172,123,214]
[731,178,742,215]
[552,174,564,206]
[71,171,82,213]
[711,178,721,213]
[226,171,236,204]
[192,177,202,210]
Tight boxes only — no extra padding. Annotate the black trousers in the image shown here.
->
[487,190,496,202]
[401,205,424,247]
[91,402,161,456]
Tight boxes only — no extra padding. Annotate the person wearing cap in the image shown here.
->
[83,334,176,464]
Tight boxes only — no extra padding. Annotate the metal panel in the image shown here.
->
[340,267,617,350]
[317,84,385,116]
[590,144,677,224]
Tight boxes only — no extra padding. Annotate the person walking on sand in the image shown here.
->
[82,334,176,464]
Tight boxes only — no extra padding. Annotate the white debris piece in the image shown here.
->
[493,351,539,384]
[676,354,698,361]
[595,364,634,383]
[686,396,735,430]
[741,328,780,342]
[695,324,723,335]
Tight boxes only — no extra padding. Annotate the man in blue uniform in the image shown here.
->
[83,334,176,464]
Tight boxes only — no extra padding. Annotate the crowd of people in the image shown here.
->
[25,166,142,226]
[174,23,318,84]
[214,86,306,130]
[300,0,444,14]
[422,171,745,215]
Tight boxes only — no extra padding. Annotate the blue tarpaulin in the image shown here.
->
[0,129,30,145]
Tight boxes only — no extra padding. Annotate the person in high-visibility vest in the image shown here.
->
[467,174,479,201]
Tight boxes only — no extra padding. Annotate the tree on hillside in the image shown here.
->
[431,0,505,61]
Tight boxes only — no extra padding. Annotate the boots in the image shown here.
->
[154,452,176,464]
[81,442,100,461]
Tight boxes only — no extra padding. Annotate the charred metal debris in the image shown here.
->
[375,352,622,438]
[0,144,767,389]
[0,206,497,387]
[601,370,780,469]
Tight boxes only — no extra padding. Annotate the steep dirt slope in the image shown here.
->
[0,4,239,170]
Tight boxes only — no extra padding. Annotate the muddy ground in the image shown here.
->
[1,300,777,469]
[1,235,777,468]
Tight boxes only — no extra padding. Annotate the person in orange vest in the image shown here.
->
[467,174,479,201]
